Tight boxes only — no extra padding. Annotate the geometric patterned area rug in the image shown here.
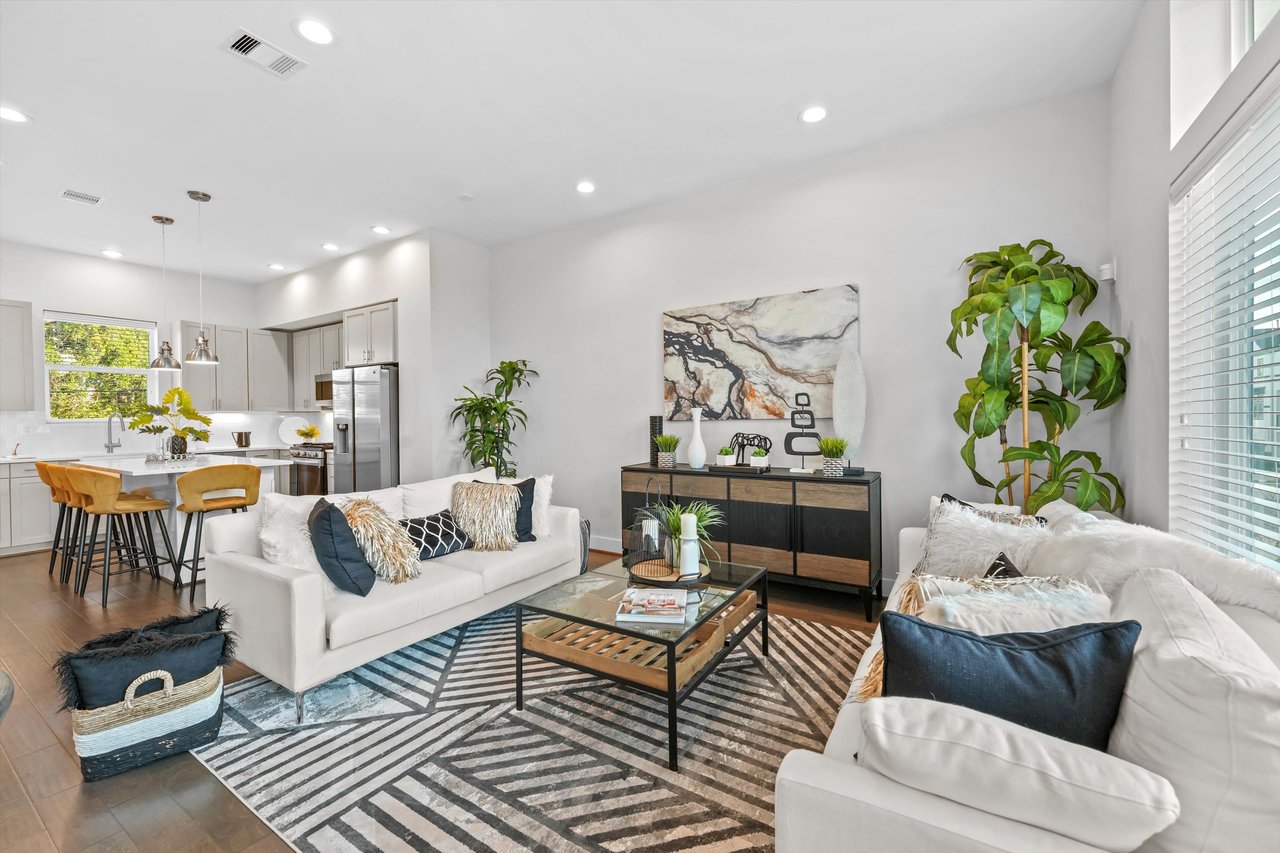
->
[195,607,871,852]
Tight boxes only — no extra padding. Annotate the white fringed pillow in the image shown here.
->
[257,493,338,598]
[920,500,1052,578]
[342,498,420,584]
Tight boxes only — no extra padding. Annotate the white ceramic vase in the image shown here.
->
[688,409,707,469]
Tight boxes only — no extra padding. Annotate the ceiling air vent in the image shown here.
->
[220,29,307,79]
[59,188,102,206]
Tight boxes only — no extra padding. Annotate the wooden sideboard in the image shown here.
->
[620,463,883,619]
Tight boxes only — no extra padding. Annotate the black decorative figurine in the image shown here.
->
[729,433,772,465]
[783,392,821,471]
[648,416,663,466]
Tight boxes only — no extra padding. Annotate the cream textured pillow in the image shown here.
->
[1108,568,1280,852]
[857,696,1180,852]
[342,498,420,584]
[920,500,1052,578]
[257,493,338,598]
[450,481,519,551]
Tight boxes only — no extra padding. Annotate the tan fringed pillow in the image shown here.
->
[342,498,420,583]
[856,575,925,702]
[450,481,519,551]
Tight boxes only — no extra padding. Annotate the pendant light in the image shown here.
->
[149,215,182,371]
[184,190,218,366]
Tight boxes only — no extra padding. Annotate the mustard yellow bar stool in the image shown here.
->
[63,466,177,607]
[35,462,72,580]
[175,464,261,603]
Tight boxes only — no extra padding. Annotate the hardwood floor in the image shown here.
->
[0,547,881,852]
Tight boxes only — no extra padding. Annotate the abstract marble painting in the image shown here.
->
[663,284,859,420]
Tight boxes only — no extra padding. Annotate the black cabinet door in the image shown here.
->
[671,474,730,561]
[795,482,872,586]
[727,478,794,574]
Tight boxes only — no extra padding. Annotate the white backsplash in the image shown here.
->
[0,410,333,458]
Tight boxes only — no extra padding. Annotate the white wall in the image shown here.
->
[255,229,491,483]
[1108,0,1172,530]
[0,239,265,455]
[490,87,1116,575]
[1170,0,1233,145]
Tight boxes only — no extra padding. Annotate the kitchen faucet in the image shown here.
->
[104,412,124,453]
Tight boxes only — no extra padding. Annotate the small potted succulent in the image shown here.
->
[819,437,848,478]
[654,434,680,469]
[750,447,770,468]
[716,445,736,466]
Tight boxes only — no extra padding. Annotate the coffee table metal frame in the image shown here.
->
[515,559,769,771]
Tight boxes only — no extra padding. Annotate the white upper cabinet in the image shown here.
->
[321,323,343,372]
[343,302,397,366]
[292,328,316,410]
[179,321,218,412]
[214,325,249,411]
[0,300,34,411]
[248,329,290,411]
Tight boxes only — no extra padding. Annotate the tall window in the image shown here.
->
[1170,93,1280,568]
[44,312,156,420]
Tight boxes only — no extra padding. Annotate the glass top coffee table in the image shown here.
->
[516,558,768,771]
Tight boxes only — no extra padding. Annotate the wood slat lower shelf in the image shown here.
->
[524,616,724,692]
[796,553,870,586]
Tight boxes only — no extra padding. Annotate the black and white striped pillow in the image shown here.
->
[399,509,474,560]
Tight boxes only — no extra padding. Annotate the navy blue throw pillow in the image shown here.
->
[308,499,376,596]
[399,509,474,559]
[879,612,1141,750]
[56,631,231,710]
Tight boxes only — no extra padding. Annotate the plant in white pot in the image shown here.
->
[716,446,736,466]
[818,437,848,478]
[750,447,769,468]
[654,434,680,469]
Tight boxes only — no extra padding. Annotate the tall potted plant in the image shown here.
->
[449,360,538,478]
[128,386,212,456]
[949,240,1128,513]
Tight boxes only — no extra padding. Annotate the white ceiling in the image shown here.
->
[0,0,1140,284]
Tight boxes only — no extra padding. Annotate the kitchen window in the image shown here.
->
[1169,90,1280,568]
[43,311,157,421]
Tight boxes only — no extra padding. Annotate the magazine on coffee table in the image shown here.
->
[616,588,689,623]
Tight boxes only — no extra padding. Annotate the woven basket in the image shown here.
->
[71,668,224,781]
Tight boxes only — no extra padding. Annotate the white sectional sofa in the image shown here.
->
[775,501,1280,853]
[203,472,581,721]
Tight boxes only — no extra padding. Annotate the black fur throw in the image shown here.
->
[54,606,236,711]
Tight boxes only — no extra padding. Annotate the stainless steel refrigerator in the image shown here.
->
[332,366,400,493]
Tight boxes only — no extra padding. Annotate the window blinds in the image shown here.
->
[1170,92,1280,568]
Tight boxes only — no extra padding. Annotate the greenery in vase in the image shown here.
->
[949,240,1127,514]
[449,360,538,478]
[717,446,733,456]
[752,447,768,457]
[127,387,212,443]
[639,500,725,563]
[818,437,848,459]
[296,424,320,441]
[653,434,680,453]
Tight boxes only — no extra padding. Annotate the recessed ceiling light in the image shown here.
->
[101,249,123,259]
[576,181,595,194]
[295,19,334,45]
[322,243,339,251]
[267,263,285,271]
[799,106,827,123]
[370,225,391,235]
[0,106,30,123]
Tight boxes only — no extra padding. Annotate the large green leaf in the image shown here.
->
[1037,302,1067,338]
[979,342,1013,386]
[1074,472,1102,510]
[1059,350,1096,395]
[1008,281,1043,328]
[973,388,1010,437]
[982,306,1016,347]
[1026,479,1066,514]
[1042,278,1073,303]
[961,434,996,488]
[1084,344,1117,376]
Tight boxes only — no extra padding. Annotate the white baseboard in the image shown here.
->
[590,535,622,554]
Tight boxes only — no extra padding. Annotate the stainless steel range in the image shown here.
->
[290,441,333,496]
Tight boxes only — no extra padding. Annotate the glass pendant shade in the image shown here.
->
[185,331,218,365]
[150,339,182,371]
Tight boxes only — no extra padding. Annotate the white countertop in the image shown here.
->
[0,444,292,464]
[70,453,292,476]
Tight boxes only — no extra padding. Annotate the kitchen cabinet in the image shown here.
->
[321,324,343,371]
[179,321,218,412]
[249,329,291,411]
[0,299,34,411]
[248,449,283,493]
[343,302,397,366]
[11,475,58,547]
[0,468,11,549]
[214,325,249,411]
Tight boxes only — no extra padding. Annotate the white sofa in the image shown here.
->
[775,503,1280,853]
[203,475,582,721]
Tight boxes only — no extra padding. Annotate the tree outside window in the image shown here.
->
[44,313,156,420]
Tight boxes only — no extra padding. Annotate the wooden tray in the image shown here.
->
[524,617,725,692]
[628,559,711,587]
[712,589,757,636]
[708,464,771,474]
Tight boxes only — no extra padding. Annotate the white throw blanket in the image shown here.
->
[1026,507,1280,622]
